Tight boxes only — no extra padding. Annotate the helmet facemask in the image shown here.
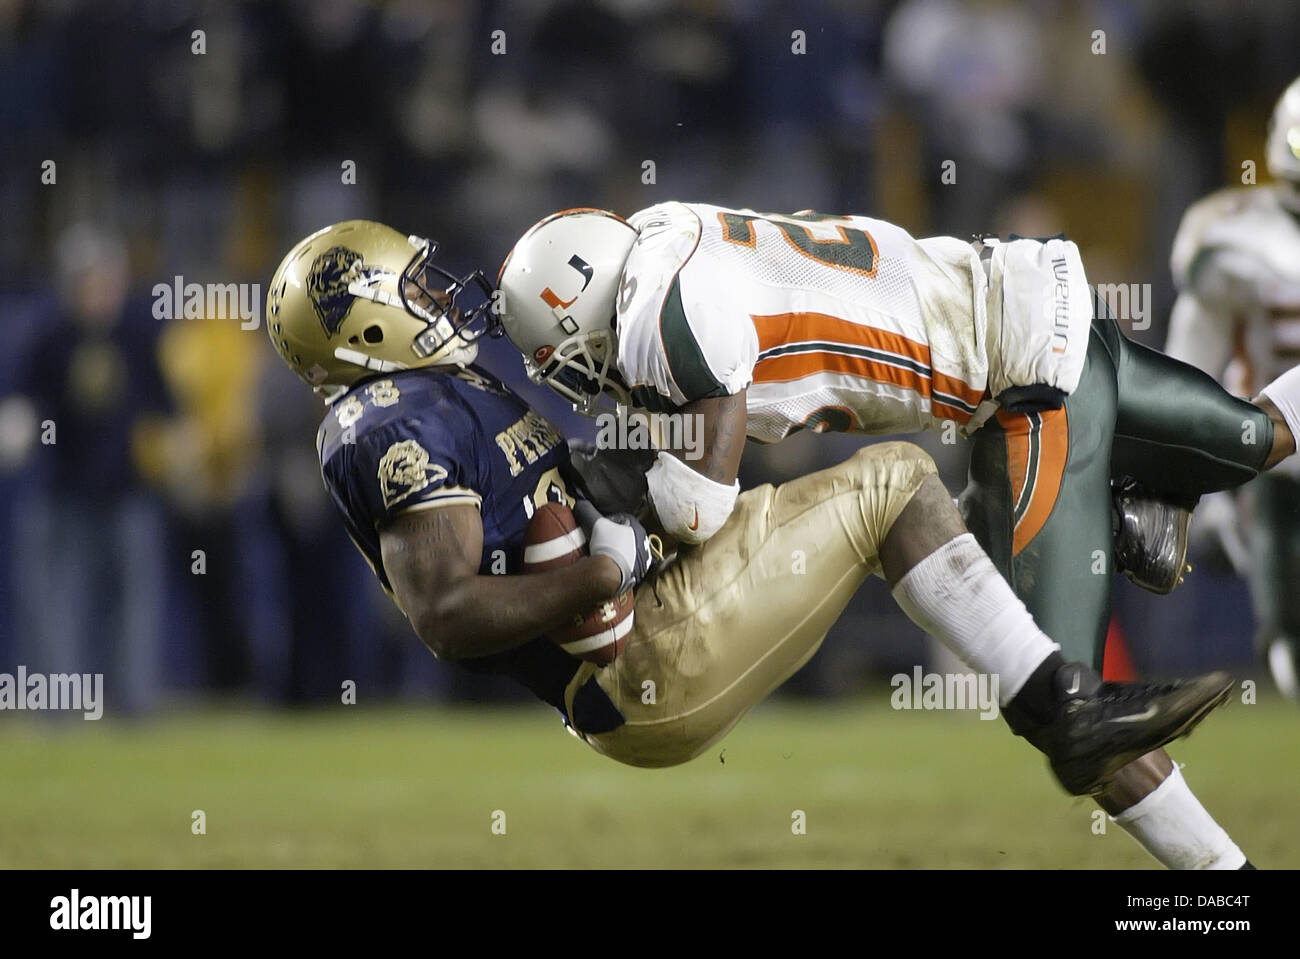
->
[526,326,631,415]
[335,236,501,381]
[496,207,641,415]
[402,237,501,356]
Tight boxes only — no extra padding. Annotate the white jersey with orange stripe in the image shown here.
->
[615,201,990,442]
[1168,186,1300,396]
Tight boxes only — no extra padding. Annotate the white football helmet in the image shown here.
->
[1267,76,1300,211]
[497,208,638,413]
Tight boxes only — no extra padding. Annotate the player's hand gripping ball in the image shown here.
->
[522,502,634,665]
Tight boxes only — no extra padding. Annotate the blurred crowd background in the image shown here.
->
[1,0,1297,713]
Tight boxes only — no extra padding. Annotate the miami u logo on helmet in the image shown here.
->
[538,255,594,331]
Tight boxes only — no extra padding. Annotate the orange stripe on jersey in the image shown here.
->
[751,311,986,418]
[998,407,1069,555]
[754,350,932,399]
[931,398,975,423]
[752,312,928,365]
[931,369,986,411]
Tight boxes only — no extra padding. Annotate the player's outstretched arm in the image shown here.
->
[380,504,623,662]
[1251,393,1296,469]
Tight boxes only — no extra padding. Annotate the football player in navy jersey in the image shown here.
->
[265,221,1237,827]
[270,223,648,734]
[315,360,640,733]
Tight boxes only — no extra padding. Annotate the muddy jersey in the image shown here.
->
[615,201,989,441]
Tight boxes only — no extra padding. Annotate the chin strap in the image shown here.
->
[317,384,349,405]
[333,340,478,378]
[334,347,409,374]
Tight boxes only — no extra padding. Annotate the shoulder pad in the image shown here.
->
[317,370,466,463]
[617,203,703,405]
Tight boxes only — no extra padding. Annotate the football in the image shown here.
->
[521,501,634,665]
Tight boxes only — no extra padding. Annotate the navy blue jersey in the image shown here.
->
[318,365,622,733]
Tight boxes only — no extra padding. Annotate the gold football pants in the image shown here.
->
[574,441,936,767]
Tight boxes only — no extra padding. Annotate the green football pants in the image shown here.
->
[960,292,1274,669]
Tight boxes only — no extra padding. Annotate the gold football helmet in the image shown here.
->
[265,220,497,402]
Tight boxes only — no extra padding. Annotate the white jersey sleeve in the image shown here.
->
[616,202,758,410]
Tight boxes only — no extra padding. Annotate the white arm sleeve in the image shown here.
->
[646,450,739,545]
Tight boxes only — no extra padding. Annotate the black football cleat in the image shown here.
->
[1112,479,1194,594]
[1016,662,1234,796]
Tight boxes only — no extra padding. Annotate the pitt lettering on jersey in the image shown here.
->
[495,410,564,477]
[1051,255,1071,355]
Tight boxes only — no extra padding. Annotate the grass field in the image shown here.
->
[1,694,1297,868]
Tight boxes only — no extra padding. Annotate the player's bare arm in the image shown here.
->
[1252,394,1296,468]
[634,388,747,546]
[381,503,622,661]
[676,390,748,485]
[639,390,748,549]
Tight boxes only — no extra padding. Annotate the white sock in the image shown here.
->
[891,533,1059,704]
[1259,365,1300,447]
[1111,764,1246,870]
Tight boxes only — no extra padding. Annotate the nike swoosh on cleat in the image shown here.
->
[688,507,699,531]
[1065,670,1080,695]
[1107,704,1159,723]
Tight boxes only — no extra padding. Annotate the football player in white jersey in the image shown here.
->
[1167,76,1300,702]
[499,202,1300,868]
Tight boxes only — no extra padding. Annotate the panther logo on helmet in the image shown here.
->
[307,246,387,338]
